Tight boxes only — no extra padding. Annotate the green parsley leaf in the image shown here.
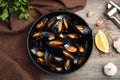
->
[0,0,32,20]
[0,8,9,20]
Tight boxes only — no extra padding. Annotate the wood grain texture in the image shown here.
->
[44,0,120,80]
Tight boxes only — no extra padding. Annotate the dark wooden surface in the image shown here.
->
[44,0,120,80]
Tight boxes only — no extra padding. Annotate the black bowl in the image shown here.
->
[27,10,93,74]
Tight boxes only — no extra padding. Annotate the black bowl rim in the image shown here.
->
[27,10,93,75]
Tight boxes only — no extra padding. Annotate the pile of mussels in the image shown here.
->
[30,15,90,73]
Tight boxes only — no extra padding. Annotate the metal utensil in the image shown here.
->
[105,0,120,28]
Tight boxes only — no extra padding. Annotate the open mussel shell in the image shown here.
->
[49,39,66,47]
[73,57,84,65]
[36,51,44,57]
[62,50,74,59]
[64,59,71,71]
[59,33,67,38]
[73,57,85,65]
[78,45,85,53]
[47,17,57,28]
[36,18,48,29]
[75,25,92,34]
[31,48,44,57]
[64,43,77,53]
[32,32,42,37]
[37,58,45,63]
[67,33,78,39]
[50,20,63,33]
[45,32,55,41]
[33,32,47,41]
[63,18,68,30]
[55,67,63,72]
[33,32,55,41]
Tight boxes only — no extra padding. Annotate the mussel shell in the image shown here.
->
[73,57,84,65]
[32,32,42,37]
[34,32,47,41]
[55,67,62,72]
[64,43,77,53]
[56,15,70,20]
[78,45,84,53]
[37,58,44,63]
[46,32,55,41]
[49,39,65,47]
[75,25,92,34]
[31,48,38,55]
[64,59,71,70]
[36,51,44,57]
[54,57,64,62]
[51,20,63,33]
[63,18,68,30]
[36,18,48,29]
[57,20,63,32]
[47,17,57,28]
[67,33,78,39]
[63,50,74,59]
[44,50,51,64]
[32,40,43,48]
[59,33,66,38]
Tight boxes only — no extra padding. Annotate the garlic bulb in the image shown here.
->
[113,38,120,53]
[103,63,117,76]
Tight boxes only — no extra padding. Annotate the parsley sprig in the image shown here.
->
[0,0,33,20]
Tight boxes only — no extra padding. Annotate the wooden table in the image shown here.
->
[44,0,120,80]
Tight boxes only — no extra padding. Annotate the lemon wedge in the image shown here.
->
[95,30,109,53]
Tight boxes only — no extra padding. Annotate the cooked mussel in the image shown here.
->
[63,18,68,29]
[32,32,42,37]
[73,57,84,65]
[55,67,62,72]
[63,50,74,59]
[64,59,71,70]
[36,51,44,57]
[58,20,63,32]
[48,35,55,40]
[36,18,48,29]
[75,25,92,34]
[50,55,64,67]
[64,43,77,53]
[59,33,67,39]
[37,58,44,63]
[78,45,84,53]
[47,17,57,28]
[51,20,63,33]
[67,34,78,39]
[31,48,44,57]
[45,32,55,41]
[75,25,84,31]
[49,40,64,46]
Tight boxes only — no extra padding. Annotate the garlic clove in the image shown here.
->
[103,63,117,76]
[113,38,120,53]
